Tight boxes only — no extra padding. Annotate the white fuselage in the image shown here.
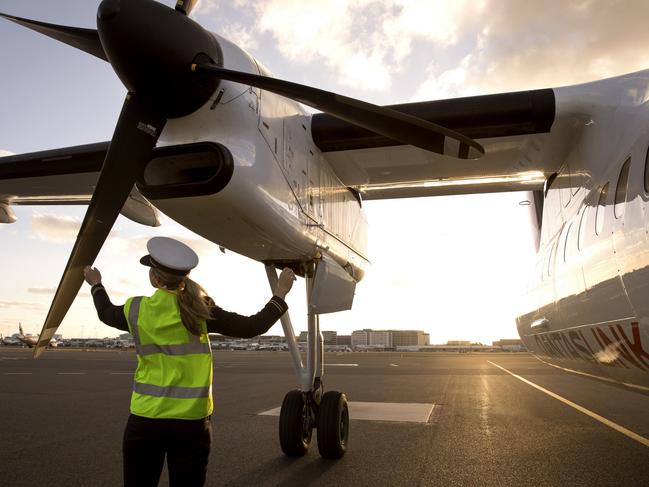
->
[153,33,369,279]
[517,71,649,389]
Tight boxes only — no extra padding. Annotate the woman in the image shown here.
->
[83,236,296,487]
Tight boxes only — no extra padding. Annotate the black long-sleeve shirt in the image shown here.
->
[90,284,288,338]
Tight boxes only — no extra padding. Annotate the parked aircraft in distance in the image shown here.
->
[10,323,59,348]
[3,0,649,458]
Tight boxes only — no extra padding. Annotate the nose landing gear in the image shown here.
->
[266,264,350,459]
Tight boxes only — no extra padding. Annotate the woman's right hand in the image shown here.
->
[83,266,102,286]
[275,268,296,299]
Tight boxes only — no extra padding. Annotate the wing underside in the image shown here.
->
[311,88,573,199]
[0,143,159,226]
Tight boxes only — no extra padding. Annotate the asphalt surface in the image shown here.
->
[1,349,649,486]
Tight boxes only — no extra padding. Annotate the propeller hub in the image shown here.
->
[97,0,120,21]
[97,0,221,118]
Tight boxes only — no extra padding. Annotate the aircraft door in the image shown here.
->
[283,117,309,218]
[307,145,322,223]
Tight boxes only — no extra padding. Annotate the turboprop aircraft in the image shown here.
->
[3,0,649,459]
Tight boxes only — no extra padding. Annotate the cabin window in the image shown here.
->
[614,157,630,219]
[595,183,609,235]
[563,223,572,262]
[578,204,588,250]
[546,241,555,278]
[560,163,571,207]
[644,145,649,194]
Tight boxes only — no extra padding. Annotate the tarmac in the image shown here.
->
[1,348,649,486]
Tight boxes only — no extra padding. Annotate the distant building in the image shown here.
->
[391,330,430,347]
[351,329,370,347]
[337,335,351,346]
[492,339,526,352]
[297,331,308,343]
[446,340,471,347]
[369,330,392,348]
[322,331,337,345]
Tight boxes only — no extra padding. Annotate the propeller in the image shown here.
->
[0,0,484,356]
[192,64,484,159]
[175,0,201,16]
[31,0,221,357]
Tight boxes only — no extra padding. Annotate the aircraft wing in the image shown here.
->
[311,88,575,199]
[0,143,159,226]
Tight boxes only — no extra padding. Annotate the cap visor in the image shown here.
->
[140,255,154,267]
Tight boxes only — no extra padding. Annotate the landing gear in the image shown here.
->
[279,390,313,456]
[317,391,349,459]
[266,263,350,459]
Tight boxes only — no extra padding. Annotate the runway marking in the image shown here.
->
[389,363,399,367]
[259,401,434,423]
[488,361,649,448]
[110,372,133,375]
[326,363,358,367]
[3,372,32,375]
[56,372,85,375]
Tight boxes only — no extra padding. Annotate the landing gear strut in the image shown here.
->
[266,263,350,459]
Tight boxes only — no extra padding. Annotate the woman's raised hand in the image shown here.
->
[275,268,296,299]
[83,266,102,286]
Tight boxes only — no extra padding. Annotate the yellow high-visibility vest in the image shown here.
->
[124,290,213,420]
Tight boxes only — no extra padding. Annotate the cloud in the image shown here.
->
[27,287,92,299]
[247,0,483,92]
[219,22,259,51]
[30,212,82,243]
[0,149,14,157]
[27,287,56,295]
[0,300,43,311]
[412,0,649,100]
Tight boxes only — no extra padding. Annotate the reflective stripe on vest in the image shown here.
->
[129,296,211,357]
[133,381,211,399]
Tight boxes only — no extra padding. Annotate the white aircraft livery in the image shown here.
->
[2,0,649,457]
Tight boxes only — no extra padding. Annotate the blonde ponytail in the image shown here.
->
[150,268,212,336]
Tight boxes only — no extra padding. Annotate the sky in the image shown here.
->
[1,0,648,344]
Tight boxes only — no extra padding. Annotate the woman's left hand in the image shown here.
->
[83,266,102,286]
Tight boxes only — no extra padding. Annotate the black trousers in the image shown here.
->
[123,413,212,487]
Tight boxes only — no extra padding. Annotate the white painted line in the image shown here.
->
[3,372,32,375]
[259,401,434,423]
[488,360,649,448]
[110,372,133,375]
[389,363,399,367]
[57,372,85,375]
[326,363,358,367]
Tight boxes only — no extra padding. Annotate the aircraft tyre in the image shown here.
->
[279,390,312,456]
[316,391,349,459]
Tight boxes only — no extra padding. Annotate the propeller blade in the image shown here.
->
[0,13,107,61]
[193,64,484,159]
[33,94,165,358]
[175,0,201,16]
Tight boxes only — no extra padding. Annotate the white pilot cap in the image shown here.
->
[139,236,199,276]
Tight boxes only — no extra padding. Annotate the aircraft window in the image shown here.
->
[645,145,649,194]
[563,223,572,262]
[595,183,609,235]
[546,242,554,277]
[614,157,630,219]
[578,205,588,250]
